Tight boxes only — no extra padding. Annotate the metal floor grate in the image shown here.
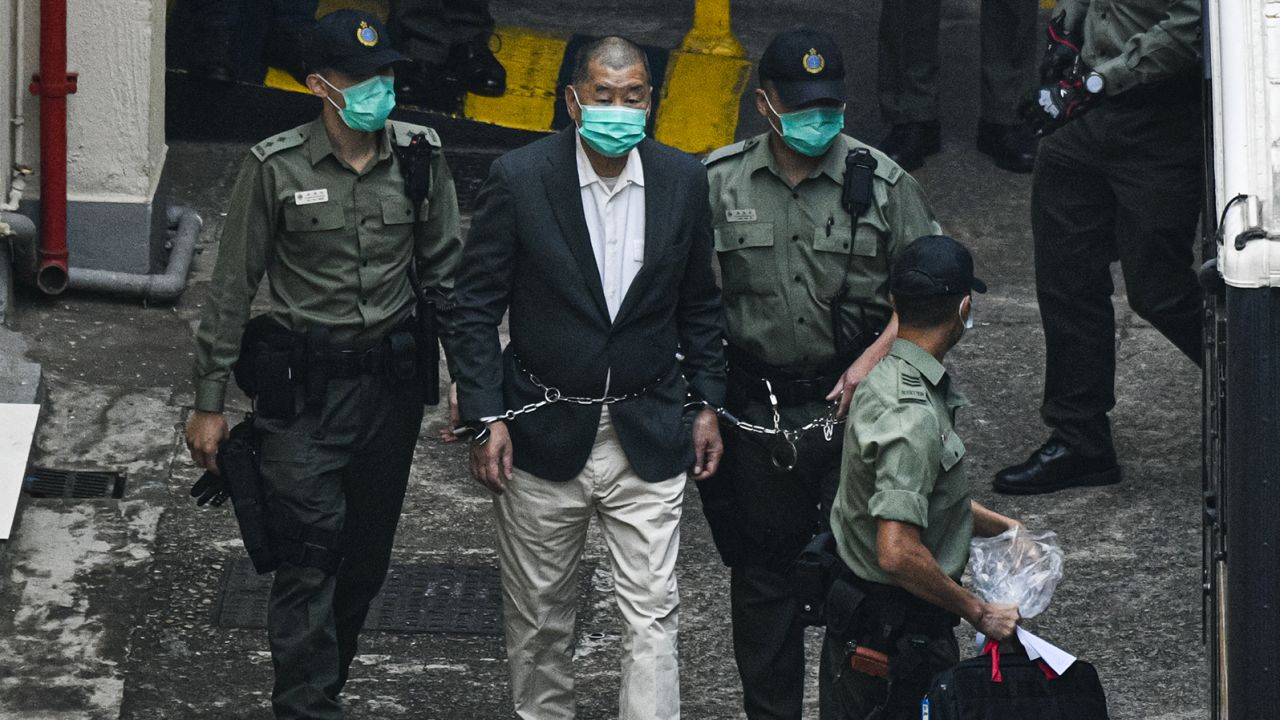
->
[215,557,504,635]
[22,467,126,499]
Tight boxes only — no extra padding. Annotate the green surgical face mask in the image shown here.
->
[320,74,396,133]
[764,95,845,157]
[571,87,648,157]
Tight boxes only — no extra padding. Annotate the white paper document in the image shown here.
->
[0,403,40,540]
[1015,627,1077,675]
[974,628,1077,676]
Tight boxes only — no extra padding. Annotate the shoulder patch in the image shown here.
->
[387,120,441,148]
[897,370,930,405]
[703,138,752,166]
[250,127,307,161]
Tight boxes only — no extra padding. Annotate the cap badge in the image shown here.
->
[357,21,379,47]
[803,48,825,75]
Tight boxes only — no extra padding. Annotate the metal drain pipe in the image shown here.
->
[28,0,77,295]
[65,206,203,303]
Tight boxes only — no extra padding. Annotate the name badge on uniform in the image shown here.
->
[294,189,329,205]
[726,209,757,223]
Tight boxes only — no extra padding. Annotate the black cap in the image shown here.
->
[307,10,404,76]
[758,29,847,106]
[891,235,988,297]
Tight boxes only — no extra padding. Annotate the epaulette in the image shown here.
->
[703,137,755,166]
[250,127,307,161]
[897,368,930,405]
[387,120,441,148]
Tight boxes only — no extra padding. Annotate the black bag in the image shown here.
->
[925,643,1110,720]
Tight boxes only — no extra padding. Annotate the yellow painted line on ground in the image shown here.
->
[463,26,570,133]
[655,0,750,154]
[655,52,751,155]
[265,67,309,93]
[1041,0,1056,9]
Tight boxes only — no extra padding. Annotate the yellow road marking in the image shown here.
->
[1040,0,1056,8]
[655,0,750,154]
[463,27,569,133]
[265,67,309,93]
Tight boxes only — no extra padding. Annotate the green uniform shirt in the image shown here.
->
[192,118,463,413]
[832,339,974,585]
[1062,0,1201,96]
[705,133,940,373]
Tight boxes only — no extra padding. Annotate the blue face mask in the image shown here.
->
[571,87,648,158]
[320,74,396,133]
[765,95,845,157]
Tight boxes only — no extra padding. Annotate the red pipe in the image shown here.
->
[28,0,77,295]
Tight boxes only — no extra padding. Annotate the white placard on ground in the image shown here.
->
[0,403,40,540]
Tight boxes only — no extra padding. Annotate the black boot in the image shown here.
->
[447,35,506,97]
[993,439,1121,495]
[976,121,1038,174]
[876,121,941,172]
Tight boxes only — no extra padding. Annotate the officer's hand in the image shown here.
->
[1039,10,1083,85]
[469,421,513,494]
[1022,70,1095,137]
[827,355,877,419]
[975,602,1021,642]
[186,410,229,475]
[689,407,722,481]
[439,383,462,443]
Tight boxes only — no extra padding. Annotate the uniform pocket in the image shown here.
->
[714,222,776,295]
[813,220,884,298]
[283,201,344,232]
[940,430,966,472]
[380,195,419,225]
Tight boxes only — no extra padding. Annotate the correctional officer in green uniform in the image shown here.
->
[823,235,1020,720]
[700,29,940,720]
[999,0,1203,495]
[876,0,1041,172]
[184,10,462,718]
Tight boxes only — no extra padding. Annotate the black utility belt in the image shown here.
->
[729,367,842,406]
[725,346,851,406]
[234,315,423,419]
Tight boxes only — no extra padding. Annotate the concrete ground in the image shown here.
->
[0,0,1207,718]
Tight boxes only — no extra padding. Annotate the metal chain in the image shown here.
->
[480,368,658,424]
[690,379,846,471]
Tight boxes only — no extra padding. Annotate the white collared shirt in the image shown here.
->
[575,133,646,321]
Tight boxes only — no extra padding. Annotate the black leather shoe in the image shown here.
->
[976,121,1038,174]
[877,121,941,172]
[993,439,1121,495]
[448,35,507,97]
[395,61,466,113]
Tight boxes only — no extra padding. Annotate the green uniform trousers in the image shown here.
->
[704,394,842,720]
[878,0,1040,124]
[255,372,424,720]
[388,0,494,65]
[1032,79,1204,457]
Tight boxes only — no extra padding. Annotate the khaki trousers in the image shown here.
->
[494,408,685,720]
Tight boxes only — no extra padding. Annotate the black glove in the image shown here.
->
[1022,63,1096,137]
[1039,10,1085,85]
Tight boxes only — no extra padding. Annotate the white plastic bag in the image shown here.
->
[967,525,1064,619]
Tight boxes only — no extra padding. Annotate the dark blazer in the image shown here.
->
[451,129,726,482]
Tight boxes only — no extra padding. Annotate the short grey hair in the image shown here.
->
[570,36,651,87]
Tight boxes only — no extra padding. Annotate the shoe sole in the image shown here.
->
[992,467,1122,495]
